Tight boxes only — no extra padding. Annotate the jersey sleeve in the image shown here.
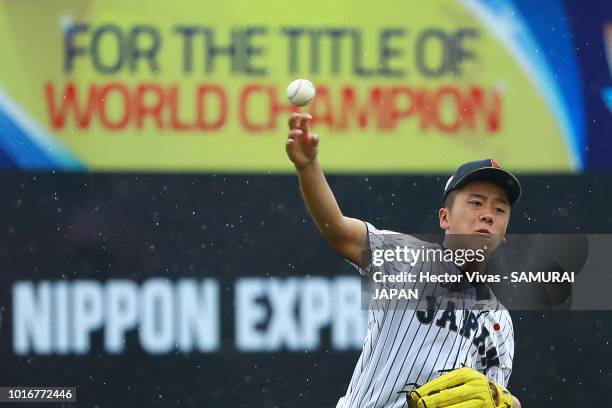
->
[345,221,391,276]
[345,221,428,277]
[496,318,515,387]
[485,313,514,387]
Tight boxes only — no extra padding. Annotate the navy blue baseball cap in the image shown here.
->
[443,159,521,205]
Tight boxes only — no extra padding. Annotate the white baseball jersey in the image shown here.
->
[336,222,514,408]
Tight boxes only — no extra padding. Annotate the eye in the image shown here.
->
[469,200,482,207]
[495,207,506,214]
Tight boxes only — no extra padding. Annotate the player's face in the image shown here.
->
[438,180,510,251]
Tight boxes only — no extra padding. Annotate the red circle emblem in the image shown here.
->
[493,323,501,331]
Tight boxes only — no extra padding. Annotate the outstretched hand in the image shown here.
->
[285,112,319,169]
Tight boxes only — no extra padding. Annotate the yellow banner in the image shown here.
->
[0,0,573,172]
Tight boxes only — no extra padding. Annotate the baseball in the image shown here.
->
[286,79,316,107]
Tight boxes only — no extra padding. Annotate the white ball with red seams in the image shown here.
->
[286,79,316,107]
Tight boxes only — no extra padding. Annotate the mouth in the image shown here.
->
[474,229,492,236]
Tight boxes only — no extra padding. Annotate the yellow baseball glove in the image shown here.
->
[406,367,513,408]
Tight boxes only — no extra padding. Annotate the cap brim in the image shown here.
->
[454,167,521,204]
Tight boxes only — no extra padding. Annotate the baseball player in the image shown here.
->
[286,112,522,408]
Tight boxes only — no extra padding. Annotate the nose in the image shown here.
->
[479,212,494,224]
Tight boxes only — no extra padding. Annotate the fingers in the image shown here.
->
[288,112,301,130]
[287,114,317,157]
[299,112,312,135]
[288,112,314,135]
[288,130,318,146]
[310,133,319,147]
[288,128,303,140]
[286,131,318,154]
[285,138,295,152]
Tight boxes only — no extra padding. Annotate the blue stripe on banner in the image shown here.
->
[511,0,586,164]
[461,0,586,170]
[0,108,55,169]
[603,88,612,113]
[0,114,18,167]
[0,86,84,171]
[0,144,16,168]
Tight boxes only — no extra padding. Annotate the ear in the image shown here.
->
[439,207,450,230]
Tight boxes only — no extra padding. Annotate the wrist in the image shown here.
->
[294,158,318,172]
